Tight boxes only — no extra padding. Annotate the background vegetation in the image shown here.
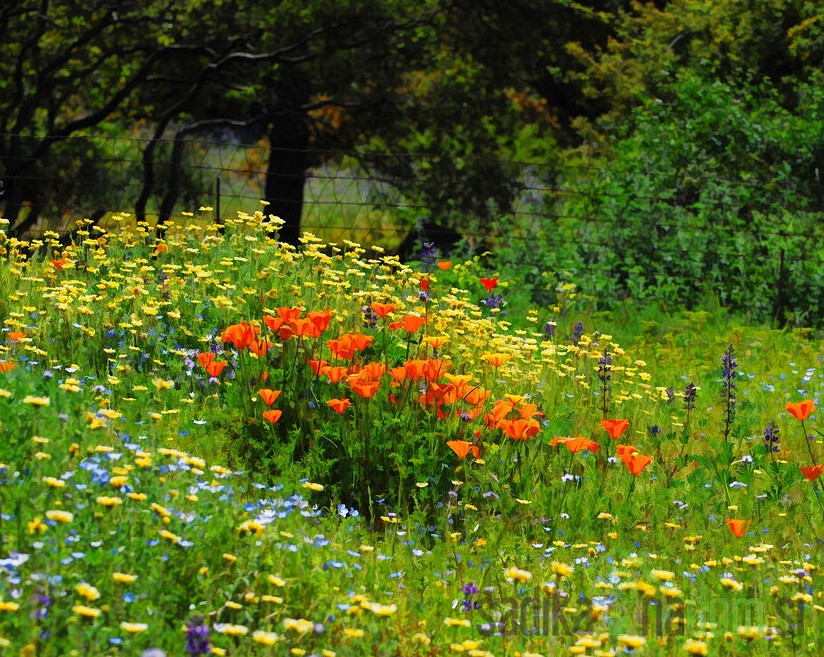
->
[2,0,824,320]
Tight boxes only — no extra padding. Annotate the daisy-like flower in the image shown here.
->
[504,567,532,583]
[45,510,73,523]
[76,583,101,602]
[23,396,50,407]
[96,496,122,507]
[72,605,102,618]
[120,621,149,633]
[252,630,280,645]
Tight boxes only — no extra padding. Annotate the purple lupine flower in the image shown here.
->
[764,421,779,453]
[683,383,697,411]
[421,242,437,270]
[185,615,211,655]
[570,321,584,345]
[543,321,556,341]
[362,305,378,330]
[722,344,737,441]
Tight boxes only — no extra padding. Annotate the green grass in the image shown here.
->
[1,209,824,656]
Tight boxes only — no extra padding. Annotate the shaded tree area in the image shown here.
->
[0,0,633,242]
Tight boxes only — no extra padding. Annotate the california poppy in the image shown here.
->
[447,440,478,459]
[422,358,449,382]
[221,321,258,350]
[257,389,281,406]
[247,338,272,357]
[360,362,386,380]
[420,279,430,292]
[308,359,328,376]
[480,277,498,292]
[601,419,630,440]
[621,452,652,476]
[196,352,216,368]
[800,464,824,481]
[388,366,408,384]
[322,365,348,384]
[370,302,396,318]
[349,379,379,399]
[205,360,228,377]
[482,353,510,367]
[444,373,473,387]
[263,315,286,333]
[423,335,449,350]
[289,318,321,338]
[51,256,70,271]
[328,398,351,414]
[262,409,282,424]
[7,332,25,342]
[305,309,333,335]
[0,361,14,373]
[615,444,639,459]
[437,261,453,270]
[787,400,816,421]
[403,359,427,380]
[725,517,750,538]
[551,436,599,454]
[517,403,541,420]
[397,315,426,334]
[499,418,541,441]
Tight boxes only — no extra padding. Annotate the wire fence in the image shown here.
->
[1,131,823,270]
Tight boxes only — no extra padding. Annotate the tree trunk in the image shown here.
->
[264,108,309,246]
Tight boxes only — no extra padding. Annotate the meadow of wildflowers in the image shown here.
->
[2,206,824,656]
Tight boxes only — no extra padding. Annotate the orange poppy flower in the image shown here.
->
[370,302,396,318]
[787,400,815,421]
[247,338,272,357]
[349,379,379,399]
[388,366,408,384]
[7,332,25,342]
[464,387,490,407]
[196,352,215,368]
[327,339,354,361]
[551,437,599,454]
[309,359,328,376]
[482,353,509,367]
[360,362,386,381]
[221,321,258,350]
[51,256,71,271]
[305,310,333,335]
[276,306,302,322]
[0,361,14,374]
[422,358,449,382]
[397,315,426,334]
[262,409,283,424]
[322,366,348,384]
[444,373,473,387]
[263,315,286,333]
[499,418,541,441]
[480,277,498,292]
[725,517,750,538]
[205,360,228,377]
[403,359,427,380]
[601,419,630,440]
[328,398,351,414]
[437,261,453,270]
[621,452,652,476]
[447,440,479,459]
[800,464,824,482]
[615,444,639,459]
[289,318,321,338]
[257,389,281,406]
[423,335,449,350]
[517,403,541,420]
[489,400,515,423]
